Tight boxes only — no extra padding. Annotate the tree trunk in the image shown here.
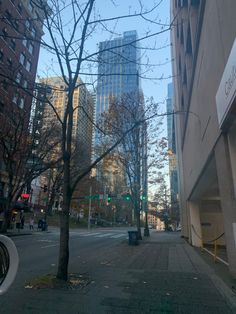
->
[57,209,70,280]
[136,209,142,240]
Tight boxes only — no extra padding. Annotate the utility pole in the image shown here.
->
[87,185,92,230]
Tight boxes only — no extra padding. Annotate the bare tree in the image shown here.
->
[0,98,61,232]
[0,0,174,280]
[99,92,167,237]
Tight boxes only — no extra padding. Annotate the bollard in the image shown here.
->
[214,240,217,263]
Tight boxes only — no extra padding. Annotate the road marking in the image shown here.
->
[80,232,101,237]
[41,244,59,249]
[37,239,54,243]
[95,233,114,238]
[110,234,126,239]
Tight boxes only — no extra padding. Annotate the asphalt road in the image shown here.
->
[1,228,235,314]
[9,227,132,287]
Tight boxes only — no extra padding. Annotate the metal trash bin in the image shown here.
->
[128,231,139,245]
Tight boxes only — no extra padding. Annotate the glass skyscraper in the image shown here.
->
[95,31,141,189]
[96,31,140,130]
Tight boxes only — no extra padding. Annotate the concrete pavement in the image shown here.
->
[1,230,236,313]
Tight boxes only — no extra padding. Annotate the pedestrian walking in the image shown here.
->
[29,217,34,230]
[20,214,25,229]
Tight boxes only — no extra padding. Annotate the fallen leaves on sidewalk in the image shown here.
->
[24,273,91,290]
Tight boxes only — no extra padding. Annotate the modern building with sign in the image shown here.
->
[171,0,236,277]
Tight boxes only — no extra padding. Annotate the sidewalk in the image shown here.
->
[1,230,236,313]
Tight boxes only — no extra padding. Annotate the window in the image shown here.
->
[20,53,25,65]
[1,80,8,91]
[2,27,7,40]
[28,42,34,54]
[0,101,4,113]
[25,60,31,71]
[10,39,16,51]
[186,25,192,54]
[17,4,23,14]
[16,72,22,83]
[25,20,30,31]
[31,27,36,38]
[14,20,19,30]
[19,97,25,109]
[0,50,3,62]
[7,58,12,68]
[13,92,19,104]
[5,10,12,21]
[23,79,28,88]
[28,2,33,13]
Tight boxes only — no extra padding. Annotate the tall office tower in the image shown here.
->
[95,31,141,191]
[166,83,179,223]
[0,1,45,206]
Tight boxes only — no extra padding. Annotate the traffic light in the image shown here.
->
[141,194,147,201]
[107,194,111,203]
[123,193,131,201]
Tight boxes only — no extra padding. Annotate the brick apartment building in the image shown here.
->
[0,0,45,206]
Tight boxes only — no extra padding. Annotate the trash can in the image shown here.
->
[128,231,139,245]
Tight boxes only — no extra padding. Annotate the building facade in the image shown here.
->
[0,0,44,208]
[30,77,95,211]
[166,82,179,223]
[171,0,236,277]
[95,30,142,193]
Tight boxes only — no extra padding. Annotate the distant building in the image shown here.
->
[39,77,95,168]
[166,83,179,223]
[0,0,45,207]
[171,0,236,277]
[30,77,95,210]
[95,31,144,195]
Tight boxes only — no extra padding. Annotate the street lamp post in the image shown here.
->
[144,210,150,237]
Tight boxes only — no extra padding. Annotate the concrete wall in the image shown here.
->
[200,212,225,246]
[182,0,236,199]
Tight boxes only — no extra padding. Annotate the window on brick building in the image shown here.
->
[19,97,25,109]
[28,2,34,13]
[28,42,34,54]
[13,92,19,104]
[25,60,32,71]
[31,27,36,38]
[16,72,22,84]
[25,20,30,31]
[7,58,13,68]
[0,101,4,113]
[2,27,8,40]
[17,4,23,14]
[20,53,26,65]
[10,39,16,51]
[0,50,3,62]
[1,80,8,91]
[23,79,28,88]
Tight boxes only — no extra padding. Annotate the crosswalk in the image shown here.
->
[70,231,126,239]
[39,230,128,240]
